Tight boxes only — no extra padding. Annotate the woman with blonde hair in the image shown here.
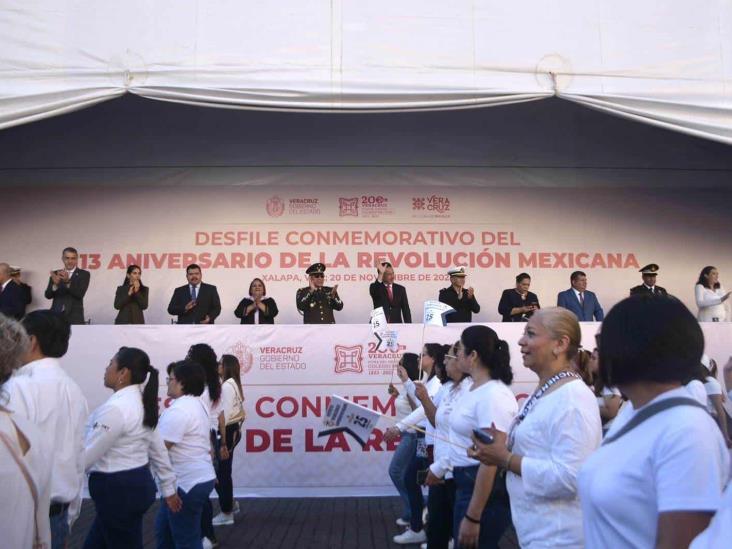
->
[470,308,601,548]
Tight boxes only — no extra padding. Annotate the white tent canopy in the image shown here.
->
[2,1,731,144]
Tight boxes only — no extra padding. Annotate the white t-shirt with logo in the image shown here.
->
[447,379,518,470]
[157,395,215,492]
[578,386,730,549]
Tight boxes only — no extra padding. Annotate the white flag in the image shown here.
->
[369,307,388,335]
[318,395,381,447]
[423,300,455,326]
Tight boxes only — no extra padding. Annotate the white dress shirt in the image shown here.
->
[429,377,473,479]
[695,284,728,322]
[158,395,215,492]
[396,375,442,441]
[0,412,52,549]
[579,386,729,548]
[5,357,88,522]
[84,384,177,497]
[507,380,602,549]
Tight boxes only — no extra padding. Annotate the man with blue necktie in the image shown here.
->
[556,271,604,321]
[167,263,221,324]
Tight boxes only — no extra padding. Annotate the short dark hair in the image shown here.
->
[22,310,71,358]
[461,325,513,385]
[599,295,703,387]
[401,352,420,381]
[570,271,586,282]
[248,278,267,297]
[516,272,531,284]
[186,264,201,273]
[62,247,78,256]
[169,359,206,396]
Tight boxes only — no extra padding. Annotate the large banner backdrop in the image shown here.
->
[3,183,732,325]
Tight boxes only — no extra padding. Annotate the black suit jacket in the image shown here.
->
[0,281,25,320]
[44,269,90,324]
[234,297,279,324]
[114,285,149,325]
[630,285,668,297]
[369,281,411,323]
[438,286,480,323]
[167,283,221,324]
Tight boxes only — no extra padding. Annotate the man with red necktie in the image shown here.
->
[369,262,412,323]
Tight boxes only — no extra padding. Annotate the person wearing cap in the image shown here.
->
[296,263,343,324]
[630,264,667,297]
[0,262,26,320]
[369,262,411,323]
[557,271,604,322]
[438,267,480,323]
[10,266,33,315]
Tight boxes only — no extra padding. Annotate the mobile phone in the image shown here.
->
[472,429,494,445]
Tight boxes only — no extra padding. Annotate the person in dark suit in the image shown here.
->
[498,272,540,322]
[0,262,26,319]
[234,278,279,324]
[369,262,411,323]
[44,247,91,324]
[167,263,221,324]
[296,263,343,324]
[438,266,480,323]
[557,271,604,321]
[629,263,668,297]
[9,266,32,316]
[114,265,149,324]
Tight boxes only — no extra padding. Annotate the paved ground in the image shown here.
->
[69,497,519,548]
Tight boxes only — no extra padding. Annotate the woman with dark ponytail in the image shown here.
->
[446,325,517,549]
[84,346,181,548]
[186,343,223,548]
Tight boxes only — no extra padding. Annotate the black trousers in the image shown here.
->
[215,423,242,513]
[84,465,156,549]
[427,478,455,549]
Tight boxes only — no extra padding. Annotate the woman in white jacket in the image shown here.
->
[695,266,730,322]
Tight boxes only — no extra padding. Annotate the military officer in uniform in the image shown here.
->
[296,263,343,324]
[630,263,668,296]
[438,266,481,323]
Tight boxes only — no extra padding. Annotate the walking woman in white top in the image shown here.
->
[470,308,602,549]
[156,360,217,549]
[84,347,181,548]
[0,314,52,549]
[212,354,246,526]
[695,266,730,322]
[578,295,729,548]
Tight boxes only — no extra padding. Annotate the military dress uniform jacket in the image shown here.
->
[629,285,668,297]
[296,286,343,324]
[438,286,480,323]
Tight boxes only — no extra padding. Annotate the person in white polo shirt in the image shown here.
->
[5,310,88,549]
[578,295,730,548]
[83,347,182,547]
[156,360,216,549]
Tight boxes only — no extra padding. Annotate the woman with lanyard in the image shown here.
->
[84,347,180,548]
[417,342,473,549]
[469,308,601,549]
[186,343,223,549]
[578,295,729,548]
[433,325,518,549]
[157,360,217,548]
[385,343,447,545]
